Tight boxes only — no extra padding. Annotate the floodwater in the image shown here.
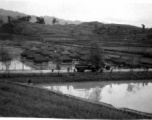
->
[38,80,152,113]
[0,59,32,70]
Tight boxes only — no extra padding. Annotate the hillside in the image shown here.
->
[0,20,151,46]
[1,19,152,67]
[0,8,82,25]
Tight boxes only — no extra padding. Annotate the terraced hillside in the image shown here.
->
[0,20,152,68]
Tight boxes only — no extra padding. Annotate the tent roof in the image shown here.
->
[80,55,90,60]
[61,50,71,55]
[70,52,80,58]
[61,55,72,60]
[30,46,39,51]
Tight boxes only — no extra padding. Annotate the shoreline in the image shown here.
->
[1,71,152,84]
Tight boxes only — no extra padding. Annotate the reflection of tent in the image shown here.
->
[61,55,72,63]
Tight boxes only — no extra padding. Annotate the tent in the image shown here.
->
[26,53,35,62]
[79,55,90,62]
[34,56,49,64]
[41,51,50,56]
[70,52,80,59]
[61,50,71,55]
[61,55,72,63]
[30,46,39,52]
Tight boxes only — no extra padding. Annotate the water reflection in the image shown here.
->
[40,80,152,113]
[0,59,32,70]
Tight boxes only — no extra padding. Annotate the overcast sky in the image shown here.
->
[0,0,152,27]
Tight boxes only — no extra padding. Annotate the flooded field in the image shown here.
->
[38,80,152,113]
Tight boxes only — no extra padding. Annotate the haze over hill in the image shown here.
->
[0,8,82,25]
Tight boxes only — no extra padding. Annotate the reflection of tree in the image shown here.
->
[88,86,102,102]
[127,84,135,93]
[0,47,12,76]
[108,84,113,94]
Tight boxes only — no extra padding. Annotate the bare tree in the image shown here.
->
[90,42,104,70]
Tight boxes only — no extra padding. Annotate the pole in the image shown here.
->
[2,44,3,70]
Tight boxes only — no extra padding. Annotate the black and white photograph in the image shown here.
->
[0,0,152,119]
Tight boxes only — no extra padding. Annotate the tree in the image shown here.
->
[7,16,12,24]
[88,86,102,102]
[107,27,111,34]
[141,24,145,33]
[0,46,12,76]
[36,17,45,24]
[52,18,59,25]
[18,16,31,21]
[90,42,104,70]
[0,17,4,24]
[54,52,61,75]
[117,25,120,33]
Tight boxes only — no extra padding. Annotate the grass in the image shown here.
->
[2,71,152,84]
[0,80,151,118]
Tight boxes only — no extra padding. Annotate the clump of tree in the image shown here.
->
[0,47,12,76]
[52,18,59,25]
[36,17,45,24]
[17,15,31,21]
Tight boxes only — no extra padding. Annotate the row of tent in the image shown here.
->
[20,49,93,64]
[105,54,152,68]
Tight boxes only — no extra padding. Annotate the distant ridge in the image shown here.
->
[0,8,82,25]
